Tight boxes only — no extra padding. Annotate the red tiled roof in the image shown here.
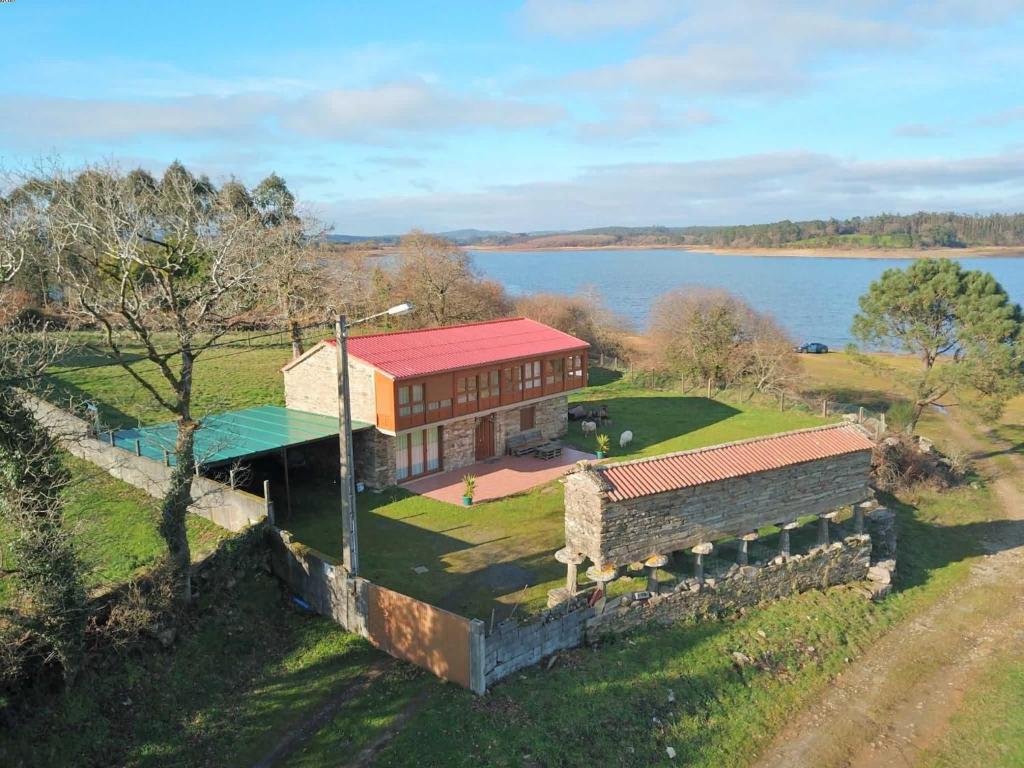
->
[342,317,589,379]
[598,424,874,502]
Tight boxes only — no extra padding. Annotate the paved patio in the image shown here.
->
[403,447,595,505]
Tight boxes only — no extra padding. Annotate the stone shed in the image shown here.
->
[562,423,875,570]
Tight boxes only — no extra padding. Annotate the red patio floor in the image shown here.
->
[402,447,595,505]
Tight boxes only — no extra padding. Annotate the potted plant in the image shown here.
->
[462,474,476,506]
[595,433,610,459]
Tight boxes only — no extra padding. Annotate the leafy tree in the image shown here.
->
[852,259,1024,432]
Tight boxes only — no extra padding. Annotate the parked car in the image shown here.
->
[796,342,829,354]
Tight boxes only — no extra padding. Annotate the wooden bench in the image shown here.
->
[507,428,547,456]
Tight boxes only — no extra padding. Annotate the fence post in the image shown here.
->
[469,618,486,695]
[264,479,275,525]
[134,439,142,456]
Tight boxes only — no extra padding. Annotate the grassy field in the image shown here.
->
[44,334,295,428]
[922,647,1024,767]
[32,342,1023,766]
[0,456,224,607]
[2,557,396,768]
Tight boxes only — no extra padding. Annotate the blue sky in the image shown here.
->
[2,0,1023,233]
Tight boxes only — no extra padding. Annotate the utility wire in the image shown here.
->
[0,320,335,386]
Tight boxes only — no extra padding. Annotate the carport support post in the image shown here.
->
[336,315,360,576]
[281,446,293,517]
[263,479,275,526]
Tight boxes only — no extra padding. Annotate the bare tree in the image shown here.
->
[392,231,512,327]
[649,287,797,393]
[41,162,265,603]
[514,288,630,355]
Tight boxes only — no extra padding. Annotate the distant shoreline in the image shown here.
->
[468,244,1024,259]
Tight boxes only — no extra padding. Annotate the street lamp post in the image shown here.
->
[335,302,414,576]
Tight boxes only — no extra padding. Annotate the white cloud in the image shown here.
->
[321,149,1024,233]
[520,0,676,37]
[892,123,948,138]
[577,102,718,141]
[282,81,565,141]
[0,93,276,141]
[0,81,565,147]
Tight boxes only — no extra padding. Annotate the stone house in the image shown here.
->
[281,317,589,488]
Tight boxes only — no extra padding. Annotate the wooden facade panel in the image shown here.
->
[374,350,588,431]
[374,371,396,431]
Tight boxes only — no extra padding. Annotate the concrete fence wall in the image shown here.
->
[27,395,266,532]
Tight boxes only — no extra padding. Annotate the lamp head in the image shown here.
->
[387,302,415,316]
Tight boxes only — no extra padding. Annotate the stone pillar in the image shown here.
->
[818,511,838,547]
[738,532,759,566]
[555,547,586,597]
[691,543,713,587]
[779,521,799,558]
[853,500,874,535]
[643,554,669,593]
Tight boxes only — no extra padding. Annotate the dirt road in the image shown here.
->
[754,416,1024,768]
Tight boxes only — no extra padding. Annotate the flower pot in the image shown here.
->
[595,451,605,459]
[462,496,473,506]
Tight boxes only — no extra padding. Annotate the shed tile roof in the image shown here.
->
[597,424,874,502]
[343,317,589,379]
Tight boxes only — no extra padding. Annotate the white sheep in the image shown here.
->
[581,420,597,436]
[619,430,633,448]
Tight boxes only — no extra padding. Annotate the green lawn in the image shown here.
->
[280,368,830,622]
[564,367,827,461]
[0,456,224,607]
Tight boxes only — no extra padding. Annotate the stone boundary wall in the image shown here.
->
[482,531,875,688]
[27,395,267,532]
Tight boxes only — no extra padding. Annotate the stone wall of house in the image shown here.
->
[283,343,377,424]
[494,395,569,454]
[442,417,477,473]
[354,428,396,489]
[482,533,872,687]
[564,450,872,568]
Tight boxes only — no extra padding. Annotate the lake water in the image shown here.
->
[470,249,1024,349]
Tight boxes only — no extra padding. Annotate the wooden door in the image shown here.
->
[474,416,495,460]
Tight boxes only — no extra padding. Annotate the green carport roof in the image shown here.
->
[112,405,372,467]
